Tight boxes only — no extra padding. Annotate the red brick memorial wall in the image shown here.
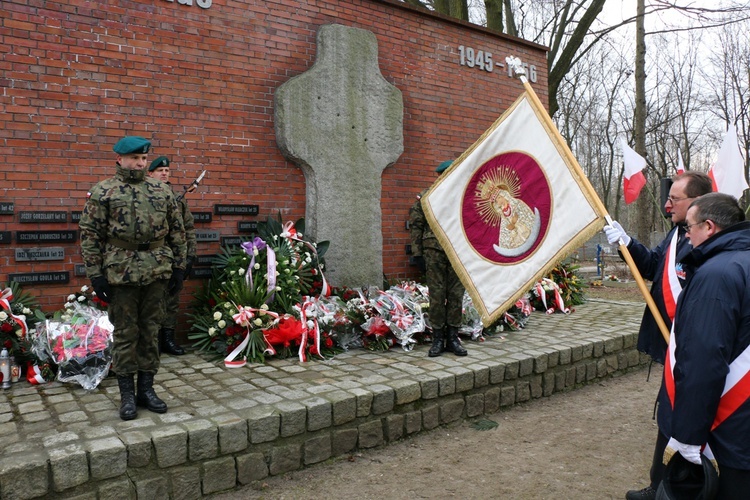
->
[0,0,547,322]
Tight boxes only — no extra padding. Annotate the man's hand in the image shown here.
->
[603,220,631,246]
[412,256,426,274]
[91,276,112,303]
[184,257,194,279]
[664,437,702,465]
[168,269,185,296]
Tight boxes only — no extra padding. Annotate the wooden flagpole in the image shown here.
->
[506,57,670,344]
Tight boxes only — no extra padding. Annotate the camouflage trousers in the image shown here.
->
[424,248,465,329]
[108,281,167,375]
[161,289,180,330]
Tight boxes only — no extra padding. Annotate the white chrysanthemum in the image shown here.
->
[273,235,278,240]
[306,256,312,264]
[238,268,245,276]
[275,286,281,291]
[298,233,303,238]
[224,302,232,309]
[253,248,259,256]
[80,285,89,292]
[230,270,236,275]
[213,312,222,321]
[254,263,260,270]
[67,294,76,301]
[15,329,23,338]
[77,296,86,302]
[208,327,217,336]
[307,320,314,329]
[253,318,263,326]
[218,320,226,328]
[0,312,8,321]
[281,259,289,266]
[22,308,31,315]
[260,304,269,310]
[284,268,291,274]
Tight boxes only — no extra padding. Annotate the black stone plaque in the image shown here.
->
[0,202,13,215]
[192,212,212,223]
[214,204,259,216]
[8,272,70,285]
[191,267,213,279]
[405,244,412,255]
[16,231,77,243]
[238,221,258,233]
[220,236,243,247]
[195,230,220,242]
[195,254,218,267]
[0,231,10,244]
[71,211,82,223]
[15,247,65,261]
[74,264,87,277]
[19,211,68,223]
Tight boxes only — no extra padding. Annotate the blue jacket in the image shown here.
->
[626,225,691,364]
[662,221,750,470]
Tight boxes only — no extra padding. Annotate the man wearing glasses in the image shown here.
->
[603,171,712,500]
[661,192,750,497]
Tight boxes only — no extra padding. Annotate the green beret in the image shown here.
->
[149,156,169,172]
[113,136,151,155]
[436,160,453,173]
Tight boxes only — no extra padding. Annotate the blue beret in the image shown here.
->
[149,156,169,172]
[436,160,453,173]
[113,136,151,155]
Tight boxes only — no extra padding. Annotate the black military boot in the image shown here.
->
[136,371,168,413]
[117,374,138,421]
[160,328,185,355]
[445,326,468,356]
[428,328,445,357]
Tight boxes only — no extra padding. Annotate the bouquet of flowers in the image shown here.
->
[1,283,51,381]
[34,303,113,390]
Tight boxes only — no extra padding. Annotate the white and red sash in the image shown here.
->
[662,230,682,408]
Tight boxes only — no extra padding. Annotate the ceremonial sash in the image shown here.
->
[661,230,682,323]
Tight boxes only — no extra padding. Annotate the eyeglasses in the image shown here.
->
[667,195,692,204]
[685,220,706,234]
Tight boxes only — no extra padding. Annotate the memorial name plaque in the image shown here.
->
[74,264,87,277]
[214,204,259,216]
[0,232,10,244]
[191,267,213,279]
[195,230,220,242]
[19,211,68,223]
[8,272,70,285]
[192,212,212,223]
[71,211,82,223]
[220,236,243,247]
[196,254,218,267]
[15,247,65,261]
[17,231,77,243]
[238,221,258,233]
[0,202,13,215]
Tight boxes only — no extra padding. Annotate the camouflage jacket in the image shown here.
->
[79,165,187,286]
[171,184,197,261]
[409,188,443,256]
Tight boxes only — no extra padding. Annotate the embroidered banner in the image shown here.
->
[422,91,606,326]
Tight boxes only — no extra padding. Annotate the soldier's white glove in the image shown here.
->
[664,437,702,465]
[603,221,631,246]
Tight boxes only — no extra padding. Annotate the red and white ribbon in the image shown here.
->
[0,287,28,336]
[534,279,570,315]
[281,221,331,297]
[224,305,279,368]
[26,362,46,384]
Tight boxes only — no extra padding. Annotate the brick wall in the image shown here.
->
[0,0,547,325]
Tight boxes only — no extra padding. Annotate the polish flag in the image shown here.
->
[621,138,647,204]
[708,123,748,199]
[676,150,685,174]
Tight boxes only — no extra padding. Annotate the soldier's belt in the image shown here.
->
[108,238,165,251]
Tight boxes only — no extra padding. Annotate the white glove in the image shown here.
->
[603,221,631,246]
[664,437,702,465]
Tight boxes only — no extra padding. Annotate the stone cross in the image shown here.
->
[275,24,404,288]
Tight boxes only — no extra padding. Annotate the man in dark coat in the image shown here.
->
[660,192,750,498]
[603,171,712,500]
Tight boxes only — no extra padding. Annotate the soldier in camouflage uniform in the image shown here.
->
[79,136,187,421]
[409,160,468,357]
[147,156,196,356]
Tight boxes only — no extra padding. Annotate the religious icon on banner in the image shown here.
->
[463,153,551,263]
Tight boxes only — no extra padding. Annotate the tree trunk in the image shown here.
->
[633,0,651,243]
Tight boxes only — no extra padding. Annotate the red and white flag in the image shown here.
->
[676,150,685,175]
[621,138,647,204]
[422,91,606,326]
[709,123,748,199]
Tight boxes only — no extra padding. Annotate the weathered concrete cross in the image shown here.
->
[275,24,404,288]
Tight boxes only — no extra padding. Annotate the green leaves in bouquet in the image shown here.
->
[0,281,44,363]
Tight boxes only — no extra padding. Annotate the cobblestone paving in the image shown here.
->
[0,299,644,499]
